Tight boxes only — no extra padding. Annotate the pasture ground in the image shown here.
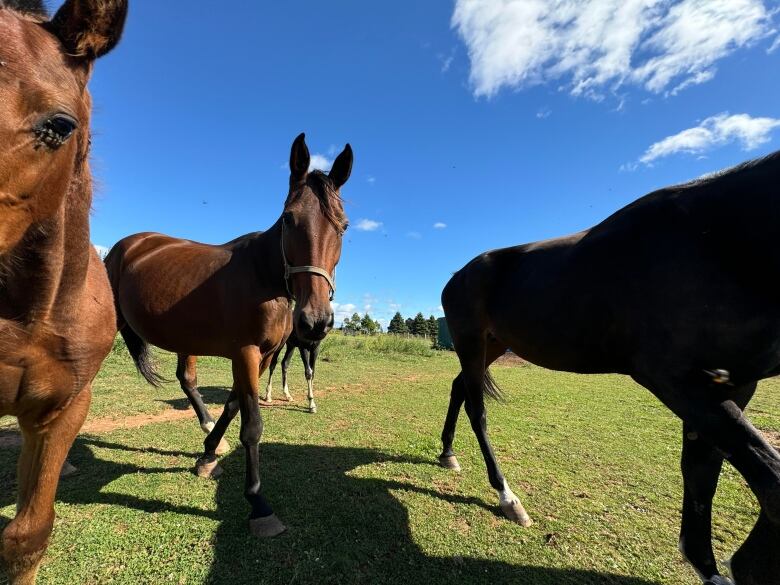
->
[2,333,779,584]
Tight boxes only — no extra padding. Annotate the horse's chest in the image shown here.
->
[0,328,78,417]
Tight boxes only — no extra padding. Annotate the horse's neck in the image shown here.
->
[0,159,93,327]
[244,219,288,298]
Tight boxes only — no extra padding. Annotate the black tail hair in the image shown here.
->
[120,325,166,388]
[483,368,503,401]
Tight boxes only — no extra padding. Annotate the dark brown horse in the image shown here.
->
[438,151,780,585]
[262,328,322,412]
[0,1,126,583]
[105,134,352,537]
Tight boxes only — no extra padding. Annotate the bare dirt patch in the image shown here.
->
[762,430,780,450]
[494,352,527,367]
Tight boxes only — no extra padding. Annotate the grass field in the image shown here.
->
[2,333,779,584]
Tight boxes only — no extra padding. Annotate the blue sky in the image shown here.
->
[85,1,780,328]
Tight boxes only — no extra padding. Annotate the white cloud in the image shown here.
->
[433,222,447,229]
[367,175,376,184]
[332,302,357,326]
[355,219,383,232]
[634,112,780,166]
[453,0,774,99]
[406,231,422,239]
[770,35,780,53]
[309,154,333,172]
[536,107,552,119]
[93,244,110,259]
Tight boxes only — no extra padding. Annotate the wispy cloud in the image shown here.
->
[309,153,333,172]
[367,175,376,184]
[406,231,423,239]
[629,112,780,168]
[536,107,552,119]
[332,302,357,325]
[433,222,447,229]
[769,35,780,53]
[355,219,383,232]
[453,0,775,99]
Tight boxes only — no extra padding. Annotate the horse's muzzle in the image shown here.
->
[296,310,334,342]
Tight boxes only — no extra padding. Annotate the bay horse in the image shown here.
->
[262,328,321,412]
[105,134,352,537]
[439,151,780,585]
[0,1,127,583]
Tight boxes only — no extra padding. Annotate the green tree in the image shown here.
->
[388,312,407,334]
[427,315,439,339]
[361,313,379,335]
[405,318,414,333]
[412,312,427,337]
[343,312,362,334]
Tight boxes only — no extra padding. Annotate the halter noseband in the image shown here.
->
[280,217,337,301]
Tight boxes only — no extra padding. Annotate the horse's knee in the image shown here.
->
[239,422,263,447]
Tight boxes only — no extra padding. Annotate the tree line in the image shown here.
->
[388,312,439,338]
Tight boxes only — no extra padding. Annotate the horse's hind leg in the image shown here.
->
[176,354,229,455]
[639,375,780,585]
[679,383,756,585]
[456,334,533,527]
[2,386,91,585]
[262,347,281,402]
[439,373,465,471]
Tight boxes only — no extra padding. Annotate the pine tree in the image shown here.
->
[361,313,378,335]
[388,312,406,334]
[405,318,414,333]
[412,312,427,336]
[427,315,439,339]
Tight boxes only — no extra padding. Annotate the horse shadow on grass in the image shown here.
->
[160,386,314,414]
[0,436,664,585]
[204,443,663,585]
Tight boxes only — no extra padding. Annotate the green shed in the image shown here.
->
[437,317,454,350]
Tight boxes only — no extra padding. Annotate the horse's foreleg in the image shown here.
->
[300,347,316,413]
[2,386,91,585]
[679,383,756,585]
[235,348,285,538]
[439,372,465,471]
[280,344,295,401]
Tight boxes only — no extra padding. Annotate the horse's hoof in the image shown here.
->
[261,395,270,403]
[249,514,286,538]
[500,501,534,527]
[215,438,231,456]
[704,577,734,585]
[438,455,461,472]
[284,395,293,402]
[308,406,317,414]
[194,456,223,479]
[60,460,78,478]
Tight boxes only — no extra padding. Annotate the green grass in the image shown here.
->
[2,333,779,584]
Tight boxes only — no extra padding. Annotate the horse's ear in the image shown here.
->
[289,133,310,184]
[49,0,128,60]
[329,144,353,189]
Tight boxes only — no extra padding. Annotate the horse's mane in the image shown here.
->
[286,170,348,232]
[674,148,780,190]
[0,0,47,16]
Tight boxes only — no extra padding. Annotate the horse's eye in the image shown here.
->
[34,114,78,150]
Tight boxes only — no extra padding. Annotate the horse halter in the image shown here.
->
[280,217,337,302]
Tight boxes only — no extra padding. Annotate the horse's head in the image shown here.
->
[0,0,127,255]
[283,133,352,343]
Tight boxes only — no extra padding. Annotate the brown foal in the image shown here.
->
[0,1,127,583]
[105,133,352,536]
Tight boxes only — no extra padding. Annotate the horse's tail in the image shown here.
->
[482,368,503,401]
[104,241,166,388]
[119,324,166,388]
